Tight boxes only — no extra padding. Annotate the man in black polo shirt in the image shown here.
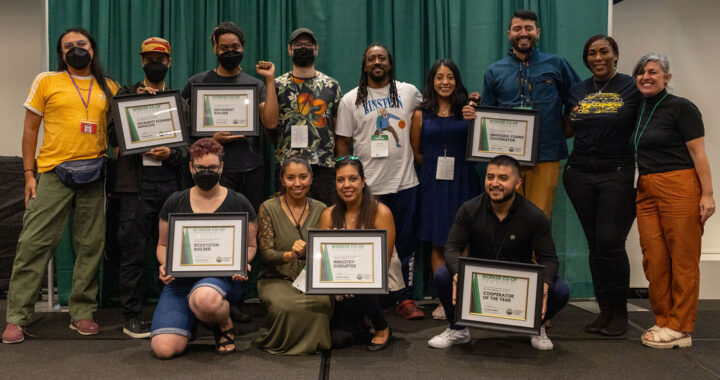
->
[427,155,569,351]
[108,37,190,338]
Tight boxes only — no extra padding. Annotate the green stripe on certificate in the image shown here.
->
[182,229,193,265]
[321,244,333,282]
[471,273,482,314]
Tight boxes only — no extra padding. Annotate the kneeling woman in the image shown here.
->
[319,157,396,351]
[150,138,257,358]
[255,156,332,355]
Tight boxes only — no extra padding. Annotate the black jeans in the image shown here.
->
[117,179,180,320]
[563,164,636,300]
[220,166,264,212]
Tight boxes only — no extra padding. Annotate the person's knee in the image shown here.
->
[151,335,186,359]
[434,265,451,285]
[552,278,571,306]
[189,287,223,316]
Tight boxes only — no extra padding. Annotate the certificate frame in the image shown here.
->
[466,106,540,166]
[190,83,259,137]
[166,212,248,278]
[455,257,544,335]
[111,90,189,155]
[305,229,388,295]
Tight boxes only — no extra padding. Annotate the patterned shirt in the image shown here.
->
[275,71,342,167]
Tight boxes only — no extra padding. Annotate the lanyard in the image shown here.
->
[68,71,94,118]
[518,61,533,108]
[633,92,668,152]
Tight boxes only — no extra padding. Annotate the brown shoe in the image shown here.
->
[395,300,425,320]
[70,319,99,335]
[2,323,31,344]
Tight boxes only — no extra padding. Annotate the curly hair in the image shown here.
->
[190,138,224,162]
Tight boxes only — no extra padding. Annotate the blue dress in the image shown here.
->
[418,111,480,246]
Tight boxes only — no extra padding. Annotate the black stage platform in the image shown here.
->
[1,300,719,379]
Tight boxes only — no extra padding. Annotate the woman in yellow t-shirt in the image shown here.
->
[2,28,118,344]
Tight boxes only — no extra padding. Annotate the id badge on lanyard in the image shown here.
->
[291,124,309,148]
[69,72,97,134]
[371,134,389,157]
[436,155,454,180]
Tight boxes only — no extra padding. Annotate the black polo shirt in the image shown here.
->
[444,193,559,287]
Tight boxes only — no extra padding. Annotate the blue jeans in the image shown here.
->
[563,165,635,301]
[150,277,245,338]
[378,186,418,301]
[435,265,569,329]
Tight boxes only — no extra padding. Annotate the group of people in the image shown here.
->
[2,9,713,358]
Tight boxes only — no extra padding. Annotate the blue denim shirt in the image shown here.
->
[482,48,580,161]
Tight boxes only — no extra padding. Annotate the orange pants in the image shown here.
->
[519,161,561,218]
[636,168,703,333]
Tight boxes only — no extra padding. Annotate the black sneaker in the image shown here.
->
[123,318,151,339]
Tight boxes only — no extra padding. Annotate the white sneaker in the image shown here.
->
[431,304,446,320]
[530,326,554,351]
[428,327,471,348]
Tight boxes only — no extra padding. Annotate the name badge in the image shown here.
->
[292,267,307,293]
[370,134,389,157]
[291,124,309,148]
[436,156,455,180]
[142,155,162,166]
[80,120,97,134]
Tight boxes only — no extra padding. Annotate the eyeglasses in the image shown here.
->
[335,156,359,162]
[192,164,220,172]
[291,43,315,49]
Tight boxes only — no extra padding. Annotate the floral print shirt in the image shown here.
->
[275,71,342,167]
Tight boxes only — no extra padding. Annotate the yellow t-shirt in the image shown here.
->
[24,71,119,172]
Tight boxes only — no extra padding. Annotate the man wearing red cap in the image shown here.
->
[108,37,190,339]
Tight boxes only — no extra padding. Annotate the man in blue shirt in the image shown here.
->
[477,10,580,217]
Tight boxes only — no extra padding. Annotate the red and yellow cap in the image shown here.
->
[140,37,171,55]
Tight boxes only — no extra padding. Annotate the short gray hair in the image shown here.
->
[632,53,670,77]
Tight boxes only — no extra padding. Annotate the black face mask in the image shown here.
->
[142,61,169,83]
[193,170,220,191]
[65,47,92,70]
[217,51,243,71]
[291,48,315,67]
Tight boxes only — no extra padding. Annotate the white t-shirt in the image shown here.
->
[336,82,421,195]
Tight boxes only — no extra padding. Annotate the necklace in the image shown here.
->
[283,195,308,234]
[592,72,616,95]
[437,105,452,117]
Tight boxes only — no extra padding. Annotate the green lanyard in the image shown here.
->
[633,92,668,152]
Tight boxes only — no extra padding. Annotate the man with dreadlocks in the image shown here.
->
[335,44,425,320]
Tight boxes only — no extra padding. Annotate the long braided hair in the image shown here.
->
[355,44,399,108]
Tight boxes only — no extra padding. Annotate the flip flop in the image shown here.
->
[641,327,691,349]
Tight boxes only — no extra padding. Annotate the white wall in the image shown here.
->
[614,0,720,297]
[0,0,46,158]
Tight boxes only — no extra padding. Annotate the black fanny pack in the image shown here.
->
[55,157,105,187]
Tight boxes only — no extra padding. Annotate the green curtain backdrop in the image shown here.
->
[49,0,607,301]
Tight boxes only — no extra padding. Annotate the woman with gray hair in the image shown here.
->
[255,155,332,354]
[632,53,714,349]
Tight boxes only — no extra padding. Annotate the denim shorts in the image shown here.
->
[150,277,245,338]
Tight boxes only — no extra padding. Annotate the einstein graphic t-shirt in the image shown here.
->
[336,82,421,195]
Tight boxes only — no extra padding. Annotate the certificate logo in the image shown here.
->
[506,308,513,315]
[357,274,363,280]
[216,256,222,263]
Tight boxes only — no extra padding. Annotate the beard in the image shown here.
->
[368,67,388,83]
[511,37,537,54]
[488,188,516,204]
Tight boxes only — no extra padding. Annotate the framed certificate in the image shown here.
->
[305,229,388,295]
[111,90,189,155]
[190,83,259,137]
[466,106,540,166]
[455,257,544,335]
[166,212,248,277]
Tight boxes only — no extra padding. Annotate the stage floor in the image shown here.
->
[1,299,719,379]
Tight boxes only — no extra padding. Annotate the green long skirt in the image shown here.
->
[256,278,333,355]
